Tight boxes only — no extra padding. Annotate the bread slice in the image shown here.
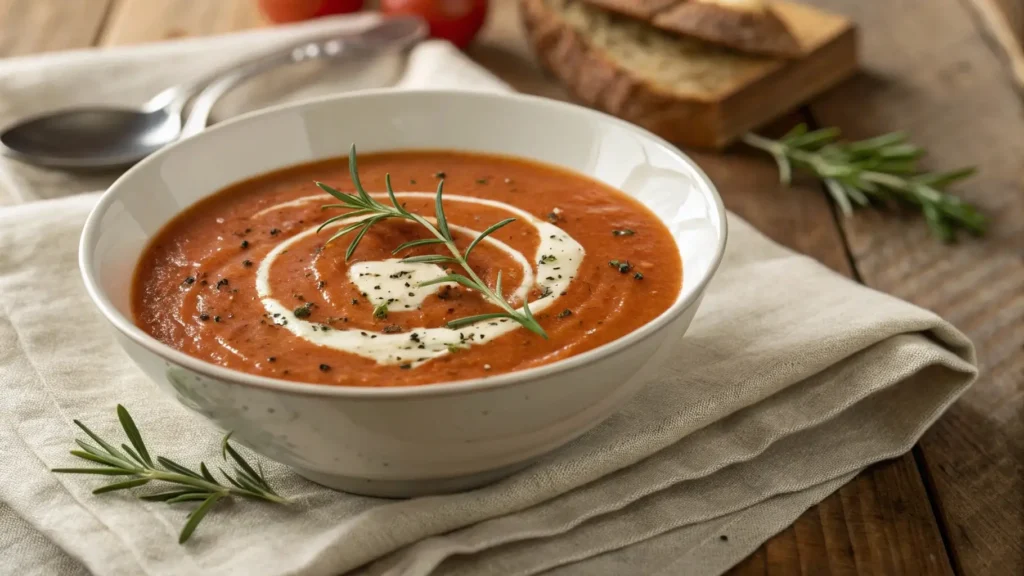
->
[581,0,679,20]
[654,1,803,57]
[582,0,803,58]
[519,0,858,148]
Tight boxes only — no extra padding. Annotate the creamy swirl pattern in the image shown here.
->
[255,193,584,366]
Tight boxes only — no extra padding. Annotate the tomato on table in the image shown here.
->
[258,0,365,23]
[380,0,488,49]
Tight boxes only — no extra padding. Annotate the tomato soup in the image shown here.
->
[132,151,682,386]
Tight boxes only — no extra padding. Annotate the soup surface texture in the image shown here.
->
[133,151,682,386]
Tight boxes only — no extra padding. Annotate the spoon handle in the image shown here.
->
[180,16,425,138]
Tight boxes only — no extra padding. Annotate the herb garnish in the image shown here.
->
[293,303,313,318]
[372,302,389,320]
[316,145,547,338]
[52,405,287,544]
[742,125,985,242]
[609,260,632,273]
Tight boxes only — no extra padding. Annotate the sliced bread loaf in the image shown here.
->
[583,0,803,57]
[519,0,857,148]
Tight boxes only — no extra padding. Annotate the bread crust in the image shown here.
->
[520,0,719,146]
[654,1,802,58]
[581,0,680,20]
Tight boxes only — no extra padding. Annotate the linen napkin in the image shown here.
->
[0,16,977,576]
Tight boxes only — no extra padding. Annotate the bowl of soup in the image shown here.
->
[80,90,727,497]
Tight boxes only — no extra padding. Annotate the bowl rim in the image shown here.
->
[79,88,728,399]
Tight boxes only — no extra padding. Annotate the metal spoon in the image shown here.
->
[0,16,426,171]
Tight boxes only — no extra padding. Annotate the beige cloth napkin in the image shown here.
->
[0,17,977,576]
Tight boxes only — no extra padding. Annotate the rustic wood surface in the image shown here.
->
[0,0,1020,574]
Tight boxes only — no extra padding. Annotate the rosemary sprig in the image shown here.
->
[742,125,985,242]
[316,145,547,338]
[53,405,287,544]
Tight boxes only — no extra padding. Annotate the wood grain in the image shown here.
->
[477,5,956,571]
[805,0,1024,574]
[965,0,1024,90]
[0,0,112,57]
[98,0,266,46]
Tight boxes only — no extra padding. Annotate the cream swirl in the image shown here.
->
[254,193,584,366]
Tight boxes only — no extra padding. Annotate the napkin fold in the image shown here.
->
[0,17,977,576]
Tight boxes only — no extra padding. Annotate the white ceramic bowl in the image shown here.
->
[80,90,727,497]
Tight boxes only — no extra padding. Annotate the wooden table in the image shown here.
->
[1,0,1021,574]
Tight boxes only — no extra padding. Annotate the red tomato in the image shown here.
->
[380,0,488,49]
[258,0,365,23]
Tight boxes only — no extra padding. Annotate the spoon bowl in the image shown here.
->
[0,106,182,170]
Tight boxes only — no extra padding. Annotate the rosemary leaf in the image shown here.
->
[463,218,515,259]
[117,405,153,466]
[93,478,151,494]
[392,237,446,254]
[178,493,224,544]
[400,254,458,265]
[140,490,205,502]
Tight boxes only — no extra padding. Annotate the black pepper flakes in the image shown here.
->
[382,325,402,334]
[199,313,210,321]
[267,357,276,363]
[634,271,644,280]
[216,278,229,289]
[319,364,331,372]
[242,260,253,268]
[213,316,222,323]
[183,276,196,285]
[399,363,412,370]
[240,240,249,248]
[557,309,573,318]
[269,228,280,236]
[434,171,446,179]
